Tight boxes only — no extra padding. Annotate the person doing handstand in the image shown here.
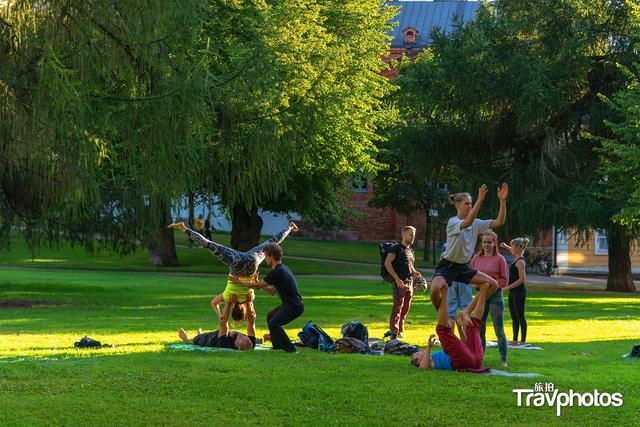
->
[168,221,298,332]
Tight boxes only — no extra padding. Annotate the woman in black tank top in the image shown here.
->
[501,238,529,345]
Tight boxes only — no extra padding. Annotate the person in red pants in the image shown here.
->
[411,282,497,370]
[384,226,423,339]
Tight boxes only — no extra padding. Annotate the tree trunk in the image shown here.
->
[423,208,430,261]
[147,203,179,267]
[188,191,195,228]
[606,223,636,292]
[231,204,263,251]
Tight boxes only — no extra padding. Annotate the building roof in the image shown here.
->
[385,1,481,48]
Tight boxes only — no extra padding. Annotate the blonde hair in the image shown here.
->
[510,237,530,253]
[448,192,472,206]
[401,226,416,234]
[477,230,499,257]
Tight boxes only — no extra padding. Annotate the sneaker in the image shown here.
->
[383,330,398,340]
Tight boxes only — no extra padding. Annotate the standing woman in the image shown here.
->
[470,231,509,367]
[429,183,509,310]
[501,238,529,345]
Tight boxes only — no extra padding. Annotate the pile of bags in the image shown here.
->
[297,321,420,356]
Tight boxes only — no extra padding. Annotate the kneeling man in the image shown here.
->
[231,242,304,353]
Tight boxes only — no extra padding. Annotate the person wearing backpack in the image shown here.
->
[230,242,304,353]
[384,226,423,339]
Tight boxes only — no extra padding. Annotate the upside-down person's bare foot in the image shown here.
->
[178,328,190,343]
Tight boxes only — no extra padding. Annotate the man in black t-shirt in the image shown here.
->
[383,226,424,339]
[178,327,255,351]
[230,242,304,353]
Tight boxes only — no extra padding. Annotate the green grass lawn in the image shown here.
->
[1,269,638,426]
[0,236,390,275]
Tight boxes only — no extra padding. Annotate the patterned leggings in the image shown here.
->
[185,226,291,277]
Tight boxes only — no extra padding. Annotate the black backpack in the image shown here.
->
[630,345,640,358]
[379,242,398,282]
[341,321,369,350]
[298,322,335,351]
[74,336,102,348]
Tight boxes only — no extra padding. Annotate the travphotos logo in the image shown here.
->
[513,383,623,416]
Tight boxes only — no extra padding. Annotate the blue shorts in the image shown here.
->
[447,281,473,319]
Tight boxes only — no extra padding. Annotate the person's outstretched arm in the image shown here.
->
[228,275,276,296]
[211,293,224,320]
[168,222,240,266]
[419,335,436,369]
[460,185,488,230]
[490,183,509,229]
[250,221,298,253]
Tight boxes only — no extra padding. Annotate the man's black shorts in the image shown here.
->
[432,258,478,286]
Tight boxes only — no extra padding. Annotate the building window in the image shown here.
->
[403,27,418,44]
[594,230,608,255]
[351,177,368,193]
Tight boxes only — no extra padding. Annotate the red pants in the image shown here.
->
[436,317,484,370]
[390,284,413,334]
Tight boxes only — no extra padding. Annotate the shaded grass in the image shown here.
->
[0,237,383,275]
[0,269,638,426]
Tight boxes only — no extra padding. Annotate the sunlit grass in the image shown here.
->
[0,269,638,425]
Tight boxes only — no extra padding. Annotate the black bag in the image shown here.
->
[341,321,369,350]
[74,336,102,348]
[335,337,368,354]
[379,242,398,282]
[384,339,420,356]
[298,322,335,351]
[630,345,640,358]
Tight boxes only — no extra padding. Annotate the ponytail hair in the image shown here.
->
[448,192,472,206]
[510,237,530,253]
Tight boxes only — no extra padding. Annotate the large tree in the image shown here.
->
[384,0,638,291]
[199,0,396,250]
[0,1,212,264]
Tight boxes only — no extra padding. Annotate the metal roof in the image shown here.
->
[385,1,481,48]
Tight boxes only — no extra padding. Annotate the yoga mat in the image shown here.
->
[487,369,542,377]
[165,343,271,352]
[486,341,543,350]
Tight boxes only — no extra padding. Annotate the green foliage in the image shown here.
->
[0,0,211,252]
[201,0,396,224]
[596,63,640,231]
[384,0,640,242]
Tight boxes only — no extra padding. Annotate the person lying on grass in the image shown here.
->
[178,326,256,351]
[167,220,298,334]
[411,282,497,370]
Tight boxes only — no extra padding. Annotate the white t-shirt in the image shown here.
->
[442,217,493,264]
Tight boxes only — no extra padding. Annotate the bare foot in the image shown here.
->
[197,328,203,335]
[178,328,190,343]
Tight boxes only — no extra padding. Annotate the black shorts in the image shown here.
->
[432,258,478,286]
